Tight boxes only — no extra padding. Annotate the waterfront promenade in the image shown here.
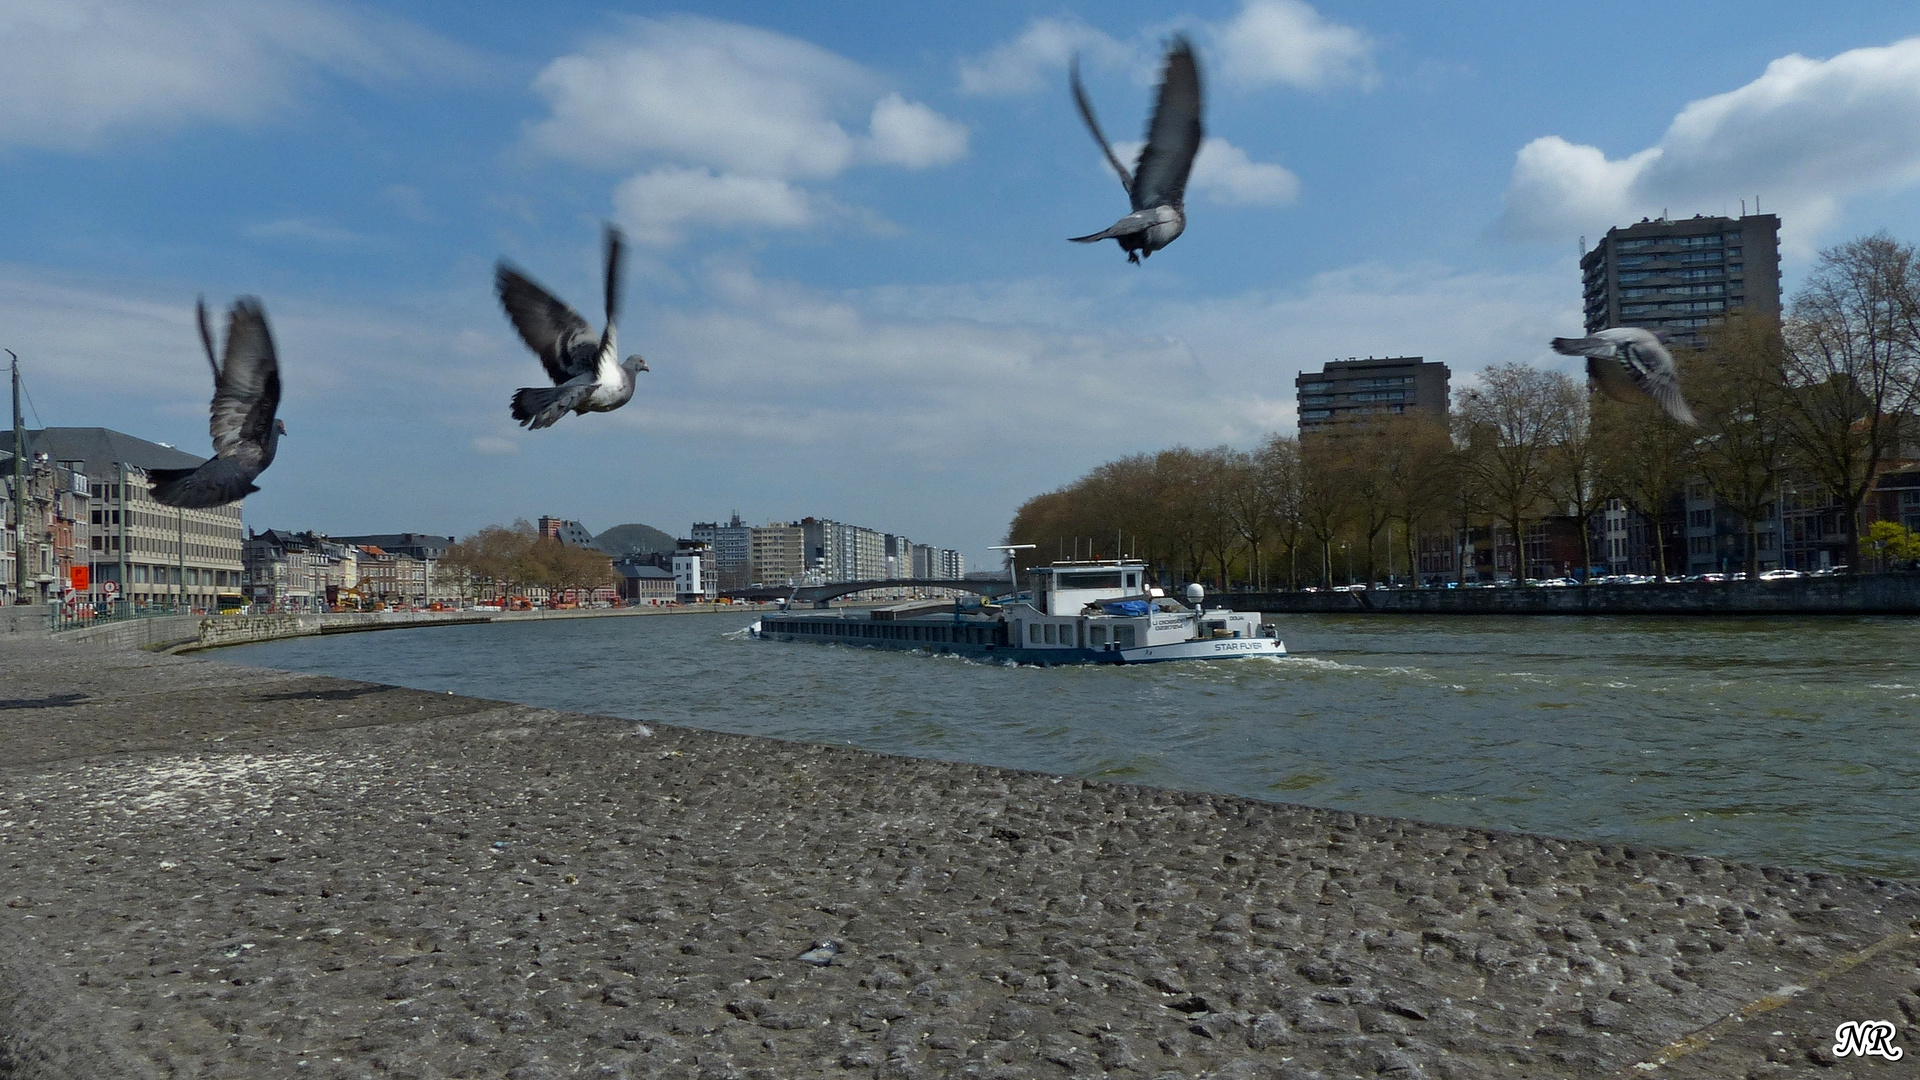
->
[2,633,1918,1078]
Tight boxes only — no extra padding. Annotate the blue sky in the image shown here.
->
[6,1,1920,568]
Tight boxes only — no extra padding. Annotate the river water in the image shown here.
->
[217,611,1920,878]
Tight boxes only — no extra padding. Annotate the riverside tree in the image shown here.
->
[1778,233,1920,568]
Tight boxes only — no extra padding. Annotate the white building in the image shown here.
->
[673,541,716,602]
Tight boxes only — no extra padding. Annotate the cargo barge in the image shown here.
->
[749,559,1285,665]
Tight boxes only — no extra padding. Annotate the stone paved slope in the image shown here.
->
[1,637,1916,1079]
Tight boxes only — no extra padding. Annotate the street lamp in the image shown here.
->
[988,544,1035,599]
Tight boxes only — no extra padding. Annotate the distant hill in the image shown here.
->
[593,522,677,556]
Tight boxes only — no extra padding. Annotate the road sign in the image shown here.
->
[102,581,119,596]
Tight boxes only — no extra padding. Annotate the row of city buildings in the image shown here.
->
[555,512,968,603]
[1294,212,1920,580]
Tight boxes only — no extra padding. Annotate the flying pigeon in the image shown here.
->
[499,224,647,429]
[1068,35,1203,264]
[147,297,286,509]
[1551,327,1698,426]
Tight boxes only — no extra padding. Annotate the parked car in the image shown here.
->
[1758,569,1803,581]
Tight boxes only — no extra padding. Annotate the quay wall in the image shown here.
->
[1241,572,1920,616]
[34,601,759,653]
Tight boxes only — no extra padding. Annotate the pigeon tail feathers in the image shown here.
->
[511,384,595,429]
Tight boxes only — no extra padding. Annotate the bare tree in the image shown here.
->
[1258,435,1304,589]
[1693,312,1793,578]
[1778,233,1920,567]
[1597,397,1695,580]
[1454,365,1571,584]
[1546,386,1612,582]
[1296,435,1351,586]
[1376,412,1454,585]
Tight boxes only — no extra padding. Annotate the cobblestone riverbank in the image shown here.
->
[2,634,1917,1079]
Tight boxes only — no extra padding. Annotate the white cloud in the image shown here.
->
[528,15,866,178]
[1215,0,1377,91]
[245,218,377,248]
[1112,137,1301,207]
[527,15,965,244]
[1497,38,1920,251]
[864,93,968,169]
[961,2,1375,99]
[0,0,471,152]
[956,16,1132,96]
[613,168,813,246]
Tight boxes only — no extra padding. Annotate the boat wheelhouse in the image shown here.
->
[750,559,1284,665]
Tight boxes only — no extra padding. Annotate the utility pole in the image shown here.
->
[10,350,24,605]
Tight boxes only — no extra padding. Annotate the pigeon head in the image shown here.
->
[623,354,649,373]
[275,419,289,436]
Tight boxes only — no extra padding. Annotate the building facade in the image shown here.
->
[749,523,804,587]
[692,514,754,590]
[1295,357,1451,435]
[244,529,359,611]
[2,445,91,606]
[673,540,716,602]
[22,428,244,612]
[1580,213,1782,348]
[537,517,597,547]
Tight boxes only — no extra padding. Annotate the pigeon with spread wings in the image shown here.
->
[147,297,286,509]
[499,224,647,430]
[1068,35,1203,264]
[1551,327,1697,426]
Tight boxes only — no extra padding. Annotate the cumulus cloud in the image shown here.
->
[960,2,1374,98]
[1215,0,1377,91]
[1496,38,1920,249]
[1111,137,1301,207]
[613,168,814,246]
[956,16,1133,96]
[527,15,966,244]
[0,0,471,151]
[865,93,969,168]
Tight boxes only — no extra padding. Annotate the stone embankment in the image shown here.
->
[3,634,1918,1078]
[1244,572,1920,616]
[34,603,753,654]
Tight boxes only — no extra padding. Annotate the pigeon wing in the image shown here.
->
[1070,56,1132,196]
[497,265,596,383]
[209,298,280,467]
[148,457,261,510]
[1130,36,1202,211]
[603,224,624,331]
[1623,339,1698,426]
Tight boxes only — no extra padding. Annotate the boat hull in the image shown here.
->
[748,618,1285,666]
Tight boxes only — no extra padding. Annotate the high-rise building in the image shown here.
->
[691,514,752,589]
[1580,213,1782,348]
[1295,357,1450,435]
[749,523,804,587]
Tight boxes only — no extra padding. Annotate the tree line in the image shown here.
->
[1007,232,1920,586]
[438,519,615,600]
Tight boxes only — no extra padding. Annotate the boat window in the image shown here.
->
[1116,626,1136,647]
[1044,623,1057,644]
[1026,622,1037,643]
[1058,572,1123,590]
[1090,626,1106,645]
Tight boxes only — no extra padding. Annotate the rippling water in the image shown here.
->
[217,611,1920,877]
